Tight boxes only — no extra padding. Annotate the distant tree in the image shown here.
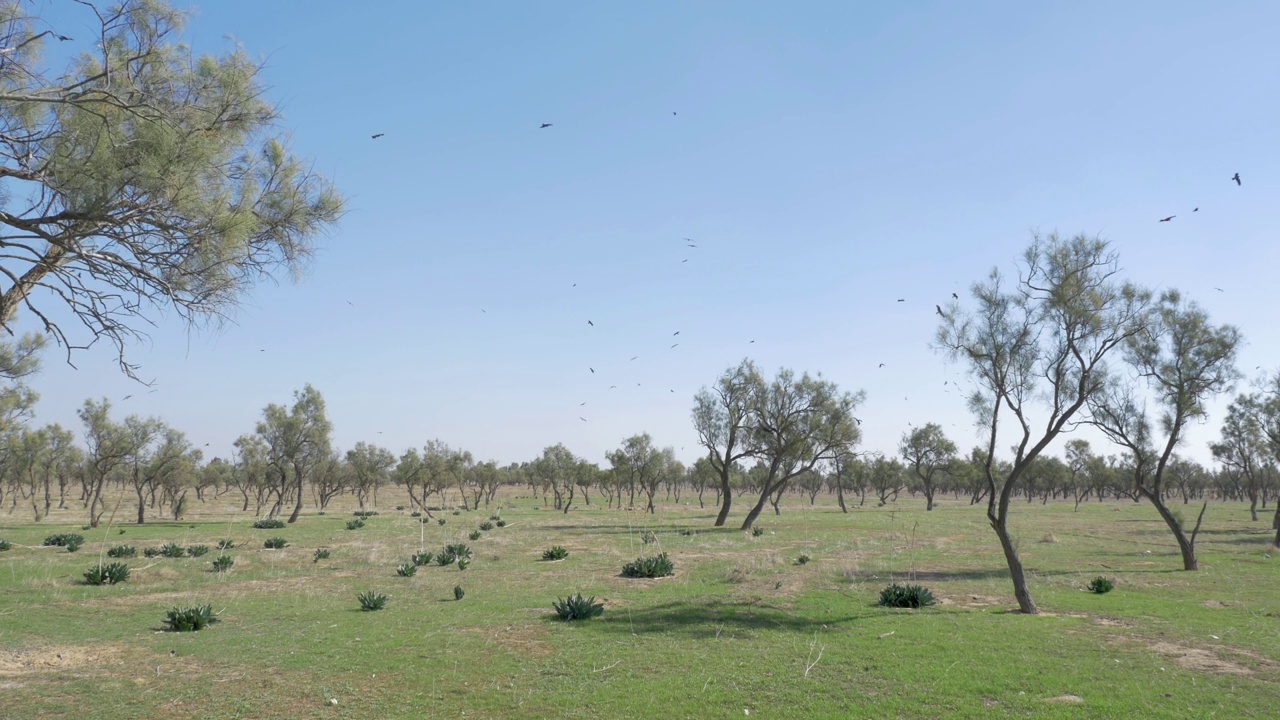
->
[693,360,763,526]
[255,384,331,523]
[867,454,906,506]
[688,457,718,508]
[120,415,163,524]
[1064,439,1094,511]
[1088,290,1240,570]
[346,442,395,509]
[1251,371,1280,545]
[898,423,957,511]
[534,443,579,513]
[77,398,133,526]
[937,233,1148,613]
[607,434,678,514]
[1212,397,1269,522]
[0,1,342,378]
[196,456,233,502]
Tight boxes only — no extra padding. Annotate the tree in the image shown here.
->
[0,1,342,378]
[255,384,331,523]
[533,443,579,513]
[77,398,133,526]
[346,442,395,509]
[1252,371,1280,545]
[936,233,1148,614]
[1087,290,1240,570]
[1213,397,1268,522]
[693,359,763,526]
[607,434,678,514]
[1064,439,1094,511]
[739,368,863,530]
[898,423,956,511]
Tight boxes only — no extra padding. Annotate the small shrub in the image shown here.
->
[438,543,472,565]
[107,544,136,558]
[488,515,502,521]
[396,505,405,511]
[877,583,936,608]
[1170,509,1186,530]
[437,518,446,526]
[640,530,657,545]
[358,590,387,611]
[542,546,569,561]
[495,519,507,528]
[796,553,812,566]
[118,529,126,535]
[453,585,465,601]
[81,525,91,530]
[252,518,285,529]
[0,539,10,551]
[346,519,365,530]
[163,604,219,632]
[65,540,82,552]
[217,539,234,550]
[457,558,470,571]
[1087,577,1114,594]
[452,510,460,516]
[313,548,331,562]
[468,530,482,541]
[410,511,421,517]
[143,547,160,558]
[396,562,417,577]
[411,551,434,566]
[678,529,697,537]
[479,521,494,531]
[353,510,379,518]
[211,555,234,572]
[622,552,675,578]
[263,537,287,549]
[750,526,764,537]
[186,545,209,558]
[43,533,85,547]
[84,562,130,585]
[552,593,604,621]
[159,542,185,558]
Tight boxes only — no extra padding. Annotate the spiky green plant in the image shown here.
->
[495,519,507,527]
[640,530,657,545]
[488,515,501,521]
[411,551,433,566]
[468,530,482,541]
[457,558,470,571]
[64,540,81,553]
[358,590,387,611]
[542,546,569,561]
[346,519,365,530]
[162,604,219,632]
[478,521,494,531]
[396,562,417,577]
[252,518,285,529]
[263,537,287,549]
[796,553,812,566]
[186,545,209,558]
[1088,577,1114,594]
[83,562,130,585]
[107,544,136,558]
[453,585,465,601]
[410,511,421,517]
[43,533,85,547]
[216,539,234,550]
[437,518,446,526]
[751,526,764,537]
[0,539,10,551]
[313,548,331,562]
[877,583,936,608]
[621,552,674,578]
[211,555,234,572]
[552,593,604,621]
[143,547,160,558]
[159,542,185,558]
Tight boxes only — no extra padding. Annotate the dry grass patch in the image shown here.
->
[0,644,127,675]
[1148,641,1254,676]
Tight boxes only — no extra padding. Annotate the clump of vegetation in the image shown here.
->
[411,551,434,566]
[877,583,936,608]
[396,562,417,577]
[65,540,82,552]
[457,558,470,571]
[622,552,675,578]
[107,544,136,558]
[118,529,126,535]
[80,525,91,530]
[453,585,465,601]
[640,530,657,545]
[159,542,185,558]
[750,526,764,537]
[478,521,494,531]
[542,546,569,561]
[0,539,10,551]
[796,553,812,566]
[217,539,234,550]
[678,529,698,537]
[1039,533,1059,544]
[468,530,482,541]
[263,537,287,549]
[495,520,507,528]
[186,545,209,558]
[358,590,387,611]
[313,548,331,562]
[410,511,421,518]
[83,562,130,585]
[437,518,446,526]
[211,556,234,572]
[552,593,604,621]
[395,506,405,511]
[345,519,365,530]
[452,510,460,516]
[353,510,378,518]
[252,518,285,529]
[1087,577,1114,594]
[488,515,501,521]
[43,533,85,548]
[437,543,473,565]
[143,547,160,558]
[162,604,219,632]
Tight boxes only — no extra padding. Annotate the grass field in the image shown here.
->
[1,492,1277,719]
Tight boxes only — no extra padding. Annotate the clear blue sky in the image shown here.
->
[22,0,1280,469]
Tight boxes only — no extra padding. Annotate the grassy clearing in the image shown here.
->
[1,494,1277,719]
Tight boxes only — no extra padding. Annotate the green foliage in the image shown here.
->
[0,539,10,551]
[162,605,219,632]
[495,520,507,528]
[622,552,675,578]
[437,518,447,526]
[542,546,570,561]
[411,551,433,566]
[81,525,91,531]
[877,583,936,608]
[211,556,234,572]
[796,553,812,566]
[453,585,465,601]
[435,543,473,566]
[678,529,698,537]
[1088,577,1114,594]
[353,511,379,518]
[159,542,185,558]
[107,545,136,558]
[345,519,365,530]
[252,518,286,529]
[751,526,764,537]
[83,562,130,585]
[479,521,494,531]
[263,537,287,549]
[313,548,330,562]
[395,506,405,511]
[64,540,82,553]
[358,590,387,611]
[186,545,209,558]
[43,533,85,547]
[552,593,604,621]
[452,510,460,516]
[488,515,502,521]
[640,530,657,545]
[217,539,234,550]
[410,511,421,517]
[395,562,417,577]
[143,547,160,558]
[457,558,470,571]
[468,530,482,541]
[118,529,126,535]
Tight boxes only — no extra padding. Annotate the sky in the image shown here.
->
[12,0,1280,470]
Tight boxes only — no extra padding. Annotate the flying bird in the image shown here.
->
[371,133,384,139]
[579,417,587,422]
[1214,287,1224,292]
[951,292,959,300]
[587,320,593,326]
[589,368,595,374]
[204,443,210,447]
[630,356,638,361]
[346,300,354,306]
[1232,173,1241,186]
[670,389,675,393]
[540,123,553,129]
[259,349,265,352]
[682,259,688,263]
[122,395,132,400]
[749,340,755,344]
[609,385,617,389]
[897,299,905,303]
[878,363,885,368]
[670,343,679,349]
[1193,208,1199,212]
[673,331,679,336]
[935,304,944,316]
[1159,216,1175,222]
[579,402,586,406]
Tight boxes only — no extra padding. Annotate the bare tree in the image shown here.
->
[936,233,1148,614]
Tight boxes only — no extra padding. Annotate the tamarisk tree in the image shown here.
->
[898,423,956,511]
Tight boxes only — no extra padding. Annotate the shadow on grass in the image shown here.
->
[586,598,871,636]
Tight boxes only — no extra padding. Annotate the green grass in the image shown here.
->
[0,494,1276,719]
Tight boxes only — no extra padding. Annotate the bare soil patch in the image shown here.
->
[0,644,126,675]
[1148,642,1253,676]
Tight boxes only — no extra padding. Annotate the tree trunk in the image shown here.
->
[713,472,733,526]
[992,515,1037,614]
[836,481,847,513]
[924,486,935,511]
[739,490,771,531]
[287,471,304,523]
[136,486,146,524]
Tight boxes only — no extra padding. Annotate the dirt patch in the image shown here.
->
[1202,600,1232,609]
[462,623,554,658]
[1044,694,1084,704]
[1092,617,1130,628]
[0,645,125,675]
[1148,642,1253,676]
